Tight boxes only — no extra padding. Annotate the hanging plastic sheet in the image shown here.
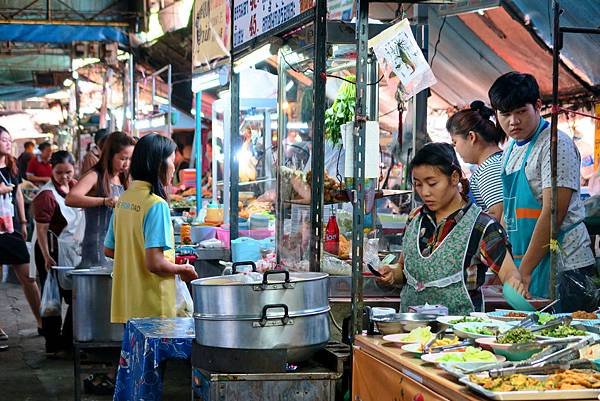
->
[0,24,128,45]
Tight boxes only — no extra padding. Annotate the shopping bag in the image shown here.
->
[40,272,61,317]
[175,275,194,317]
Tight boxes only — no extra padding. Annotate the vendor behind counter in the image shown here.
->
[378,143,526,315]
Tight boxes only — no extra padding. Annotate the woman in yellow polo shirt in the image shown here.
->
[104,133,198,324]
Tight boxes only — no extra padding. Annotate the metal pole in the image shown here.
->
[195,91,203,218]
[230,71,240,242]
[129,52,135,132]
[549,0,561,300]
[167,64,172,136]
[310,0,327,273]
[352,0,369,338]
[411,4,429,157]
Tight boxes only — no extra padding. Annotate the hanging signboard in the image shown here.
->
[327,0,354,21]
[233,0,315,49]
[192,0,231,72]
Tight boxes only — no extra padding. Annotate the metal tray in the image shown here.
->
[459,375,600,400]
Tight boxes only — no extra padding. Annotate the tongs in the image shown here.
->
[422,329,446,353]
[427,339,473,354]
[488,358,595,377]
[528,316,573,333]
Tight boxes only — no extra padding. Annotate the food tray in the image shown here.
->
[487,310,531,321]
[553,313,600,327]
[459,375,600,400]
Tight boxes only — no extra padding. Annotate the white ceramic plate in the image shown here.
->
[401,343,425,355]
[454,322,513,339]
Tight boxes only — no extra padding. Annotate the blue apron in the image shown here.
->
[501,119,550,297]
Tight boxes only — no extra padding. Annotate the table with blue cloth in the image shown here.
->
[113,317,195,401]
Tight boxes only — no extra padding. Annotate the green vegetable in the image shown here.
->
[449,317,487,325]
[463,326,495,336]
[403,326,433,343]
[437,347,496,363]
[324,75,355,145]
[497,328,536,344]
[540,325,587,338]
[535,312,555,325]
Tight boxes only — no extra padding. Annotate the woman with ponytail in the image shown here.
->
[447,100,505,220]
[377,142,526,314]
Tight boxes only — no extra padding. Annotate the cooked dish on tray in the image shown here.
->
[469,369,600,392]
[572,310,598,320]
[505,312,528,318]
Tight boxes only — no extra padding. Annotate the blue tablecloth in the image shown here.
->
[113,317,194,401]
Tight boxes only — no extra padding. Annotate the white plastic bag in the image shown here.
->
[40,272,61,317]
[175,275,194,317]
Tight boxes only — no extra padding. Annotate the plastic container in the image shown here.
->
[191,226,217,243]
[216,227,275,248]
[205,206,224,225]
[502,282,535,312]
[249,214,270,230]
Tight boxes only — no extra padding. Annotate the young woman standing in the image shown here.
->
[104,133,197,324]
[447,101,505,221]
[0,127,42,345]
[66,132,135,267]
[32,151,84,353]
[378,143,526,314]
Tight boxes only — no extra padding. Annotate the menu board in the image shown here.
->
[193,0,231,71]
[233,0,315,48]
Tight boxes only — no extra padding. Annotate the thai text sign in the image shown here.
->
[233,0,314,48]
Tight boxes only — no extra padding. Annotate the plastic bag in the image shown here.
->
[40,272,61,317]
[175,275,194,317]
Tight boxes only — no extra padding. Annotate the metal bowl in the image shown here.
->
[372,313,448,335]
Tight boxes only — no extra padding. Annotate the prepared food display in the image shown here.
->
[468,369,600,392]
[535,312,556,325]
[449,316,488,325]
[572,310,598,320]
[402,326,434,344]
[496,328,536,344]
[539,325,588,338]
[417,336,459,351]
[435,347,497,363]
[463,326,497,336]
[505,312,528,318]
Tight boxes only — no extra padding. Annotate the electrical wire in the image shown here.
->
[430,15,447,69]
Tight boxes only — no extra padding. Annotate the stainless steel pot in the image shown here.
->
[192,264,330,361]
[191,263,329,318]
[194,304,330,362]
[69,268,123,342]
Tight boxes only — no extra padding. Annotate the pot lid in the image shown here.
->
[68,268,113,276]
[192,271,328,286]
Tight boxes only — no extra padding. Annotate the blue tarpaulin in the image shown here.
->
[0,24,128,45]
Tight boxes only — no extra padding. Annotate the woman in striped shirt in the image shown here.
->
[448,101,505,221]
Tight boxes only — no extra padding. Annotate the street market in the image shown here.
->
[0,1,600,401]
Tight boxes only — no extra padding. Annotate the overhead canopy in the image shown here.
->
[0,24,128,45]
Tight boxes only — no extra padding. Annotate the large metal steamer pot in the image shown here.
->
[69,268,123,342]
[191,263,330,361]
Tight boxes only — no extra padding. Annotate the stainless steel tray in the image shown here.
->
[459,375,600,400]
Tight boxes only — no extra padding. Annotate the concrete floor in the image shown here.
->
[0,281,191,401]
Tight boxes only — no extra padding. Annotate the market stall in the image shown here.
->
[354,310,600,401]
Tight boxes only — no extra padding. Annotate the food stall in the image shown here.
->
[354,310,600,401]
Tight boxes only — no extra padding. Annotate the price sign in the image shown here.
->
[233,0,314,48]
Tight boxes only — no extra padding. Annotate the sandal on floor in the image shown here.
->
[0,344,7,351]
[83,373,115,395]
[0,329,8,341]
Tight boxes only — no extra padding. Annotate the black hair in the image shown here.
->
[94,128,109,146]
[38,142,52,152]
[24,141,35,149]
[446,100,506,145]
[129,133,176,201]
[50,150,75,167]
[409,142,470,201]
[488,72,541,113]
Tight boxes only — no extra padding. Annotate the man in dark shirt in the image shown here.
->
[17,141,34,180]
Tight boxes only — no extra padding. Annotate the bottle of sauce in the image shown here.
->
[324,215,339,255]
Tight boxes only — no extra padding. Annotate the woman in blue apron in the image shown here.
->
[378,143,526,315]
